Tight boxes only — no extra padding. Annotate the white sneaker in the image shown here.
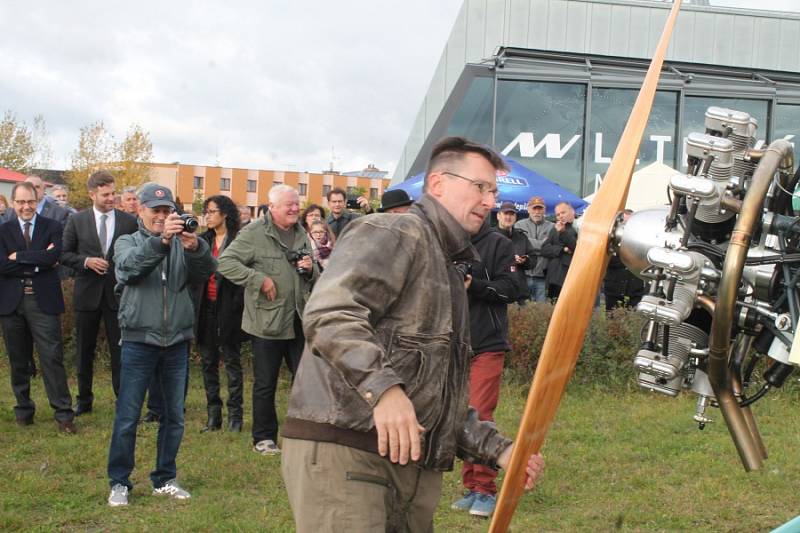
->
[108,484,129,507]
[152,479,191,500]
[253,439,281,455]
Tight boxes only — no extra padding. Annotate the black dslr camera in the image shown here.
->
[179,213,199,233]
[453,261,473,280]
[286,247,312,276]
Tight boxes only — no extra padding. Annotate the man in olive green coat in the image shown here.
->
[217,184,318,455]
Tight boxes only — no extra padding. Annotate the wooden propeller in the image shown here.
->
[488,1,683,531]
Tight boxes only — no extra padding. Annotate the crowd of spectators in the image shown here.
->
[1,145,644,519]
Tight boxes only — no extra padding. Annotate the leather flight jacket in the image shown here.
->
[283,194,512,471]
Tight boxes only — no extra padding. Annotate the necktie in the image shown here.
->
[99,214,108,256]
[23,222,31,249]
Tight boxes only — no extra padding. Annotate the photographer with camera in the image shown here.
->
[106,183,215,507]
[495,201,535,304]
[218,184,319,456]
[325,187,373,238]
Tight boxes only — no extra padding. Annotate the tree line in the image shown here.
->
[0,110,153,209]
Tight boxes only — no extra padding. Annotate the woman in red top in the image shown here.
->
[194,195,246,432]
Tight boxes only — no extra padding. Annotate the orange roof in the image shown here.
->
[0,167,27,183]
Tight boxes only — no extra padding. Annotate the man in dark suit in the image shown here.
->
[0,181,75,432]
[1,175,71,228]
[61,171,138,414]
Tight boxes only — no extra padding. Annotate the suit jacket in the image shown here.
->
[60,208,138,311]
[0,215,65,315]
[2,197,71,229]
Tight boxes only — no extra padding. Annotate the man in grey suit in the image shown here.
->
[61,171,138,414]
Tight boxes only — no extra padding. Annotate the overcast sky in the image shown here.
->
[0,1,797,177]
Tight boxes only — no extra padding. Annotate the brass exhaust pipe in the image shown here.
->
[696,295,765,459]
[729,334,768,461]
[707,139,794,471]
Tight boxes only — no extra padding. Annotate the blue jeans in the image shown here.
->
[108,341,188,490]
[527,277,547,303]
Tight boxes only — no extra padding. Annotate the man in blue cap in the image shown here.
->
[106,183,215,507]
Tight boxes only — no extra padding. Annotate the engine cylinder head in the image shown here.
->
[686,133,734,180]
[705,106,757,142]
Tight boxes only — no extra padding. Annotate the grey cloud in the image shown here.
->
[4,0,791,175]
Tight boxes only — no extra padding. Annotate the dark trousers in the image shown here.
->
[198,301,243,420]
[548,283,563,301]
[251,315,304,445]
[74,304,122,408]
[0,294,74,423]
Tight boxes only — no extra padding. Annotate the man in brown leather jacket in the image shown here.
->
[281,137,544,531]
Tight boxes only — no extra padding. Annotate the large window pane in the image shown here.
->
[495,80,586,195]
[445,76,494,145]
[586,89,678,195]
[774,104,800,147]
[681,97,769,168]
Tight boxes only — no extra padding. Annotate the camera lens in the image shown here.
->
[180,214,199,233]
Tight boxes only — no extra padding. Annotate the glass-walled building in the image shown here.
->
[393,0,800,198]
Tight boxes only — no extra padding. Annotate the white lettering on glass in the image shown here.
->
[501,133,581,159]
[650,135,671,164]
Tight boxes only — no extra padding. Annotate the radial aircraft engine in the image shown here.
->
[612,106,798,470]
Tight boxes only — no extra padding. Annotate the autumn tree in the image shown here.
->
[0,111,52,172]
[115,124,154,190]
[65,121,153,208]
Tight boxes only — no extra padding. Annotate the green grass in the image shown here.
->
[0,356,799,532]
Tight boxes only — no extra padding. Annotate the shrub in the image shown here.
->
[505,303,645,389]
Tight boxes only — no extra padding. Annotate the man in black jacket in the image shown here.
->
[0,182,75,432]
[495,201,535,303]
[452,218,519,517]
[61,171,138,414]
[541,201,578,301]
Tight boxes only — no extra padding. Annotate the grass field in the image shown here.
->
[0,356,798,532]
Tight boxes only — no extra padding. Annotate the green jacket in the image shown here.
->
[217,213,318,340]
[114,222,216,347]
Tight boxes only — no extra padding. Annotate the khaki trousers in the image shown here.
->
[282,438,443,532]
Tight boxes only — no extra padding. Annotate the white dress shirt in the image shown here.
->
[93,206,116,254]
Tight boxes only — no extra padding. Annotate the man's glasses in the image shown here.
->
[14,199,37,206]
[442,171,499,198]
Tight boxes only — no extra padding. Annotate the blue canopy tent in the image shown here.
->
[388,156,587,216]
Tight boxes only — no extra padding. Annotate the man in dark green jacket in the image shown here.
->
[106,183,215,507]
[217,184,318,456]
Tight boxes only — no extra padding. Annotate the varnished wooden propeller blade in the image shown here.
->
[488,1,683,531]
